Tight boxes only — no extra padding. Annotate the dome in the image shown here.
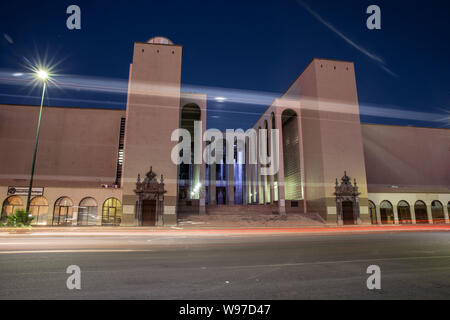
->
[147,36,173,45]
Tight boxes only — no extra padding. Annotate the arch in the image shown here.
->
[368,200,377,224]
[78,197,98,226]
[342,200,355,225]
[414,200,428,224]
[180,103,202,199]
[397,200,412,224]
[431,200,445,224]
[30,196,48,225]
[281,109,302,200]
[1,196,24,221]
[271,112,276,129]
[102,198,122,226]
[380,200,394,224]
[53,197,74,226]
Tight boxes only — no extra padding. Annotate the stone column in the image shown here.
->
[199,162,206,215]
[410,205,417,224]
[257,147,263,204]
[227,163,235,205]
[209,164,216,205]
[375,205,382,225]
[275,111,286,214]
[296,107,306,210]
[72,208,79,226]
[393,205,399,224]
[426,202,433,224]
[268,126,274,204]
[244,141,250,205]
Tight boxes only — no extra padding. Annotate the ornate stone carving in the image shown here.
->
[134,166,167,226]
[334,171,361,225]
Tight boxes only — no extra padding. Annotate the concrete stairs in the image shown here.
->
[178,205,326,227]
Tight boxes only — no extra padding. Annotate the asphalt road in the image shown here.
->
[1,231,450,299]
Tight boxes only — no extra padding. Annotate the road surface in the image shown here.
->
[1,230,449,299]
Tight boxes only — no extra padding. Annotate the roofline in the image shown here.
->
[250,58,356,128]
[0,103,126,112]
[134,41,183,48]
[361,122,450,131]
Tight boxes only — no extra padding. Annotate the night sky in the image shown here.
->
[0,0,449,130]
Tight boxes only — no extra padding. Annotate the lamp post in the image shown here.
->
[25,70,48,214]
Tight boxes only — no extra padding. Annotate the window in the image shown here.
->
[380,201,394,224]
[78,197,98,226]
[414,201,428,224]
[102,198,122,226]
[53,197,74,226]
[30,196,48,225]
[397,201,411,224]
[1,196,24,221]
[115,117,126,186]
[431,200,445,224]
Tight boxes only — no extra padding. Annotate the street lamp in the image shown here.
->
[25,69,49,214]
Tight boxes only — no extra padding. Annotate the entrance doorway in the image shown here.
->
[216,187,226,205]
[142,200,156,226]
[342,201,354,225]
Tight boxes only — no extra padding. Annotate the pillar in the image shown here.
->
[393,205,399,224]
[199,163,206,215]
[375,205,382,225]
[411,205,417,224]
[209,164,216,205]
[426,202,433,224]
[227,163,235,205]
[245,142,250,205]
[275,111,286,214]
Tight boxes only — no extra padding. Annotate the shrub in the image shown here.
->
[6,210,34,227]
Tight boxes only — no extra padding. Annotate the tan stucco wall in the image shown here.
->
[0,185,122,225]
[362,124,450,193]
[0,104,125,188]
[296,59,369,222]
[121,41,182,226]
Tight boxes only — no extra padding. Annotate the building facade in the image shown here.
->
[0,37,449,226]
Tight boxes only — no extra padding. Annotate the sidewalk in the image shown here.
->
[1,224,449,237]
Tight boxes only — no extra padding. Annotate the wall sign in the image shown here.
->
[7,187,44,196]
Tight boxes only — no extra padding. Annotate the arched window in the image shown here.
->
[281,109,301,200]
[431,200,445,224]
[102,198,122,226]
[397,201,412,224]
[368,200,377,224]
[1,196,24,221]
[380,201,394,224]
[180,103,201,199]
[30,196,48,225]
[414,201,428,224]
[78,197,98,226]
[53,197,73,226]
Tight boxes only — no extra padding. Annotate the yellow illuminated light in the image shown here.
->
[36,69,49,81]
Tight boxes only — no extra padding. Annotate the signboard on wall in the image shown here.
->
[7,187,44,196]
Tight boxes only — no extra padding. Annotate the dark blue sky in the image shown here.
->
[0,0,449,130]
